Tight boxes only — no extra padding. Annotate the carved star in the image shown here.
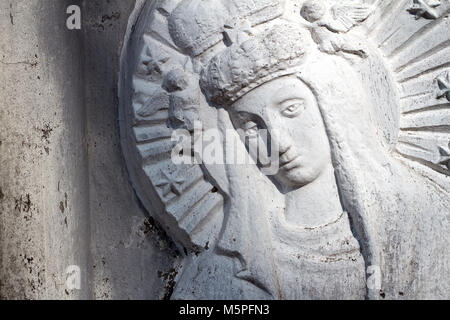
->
[435,71,450,101]
[407,0,441,20]
[437,143,450,170]
[143,58,167,76]
[142,46,170,78]
[223,19,254,46]
[155,169,185,198]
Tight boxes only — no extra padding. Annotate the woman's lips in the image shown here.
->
[281,156,301,171]
[279,146,301,171]
[279,145,293,164]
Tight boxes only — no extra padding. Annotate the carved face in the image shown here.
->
[229,75,332,190]
[300,0,326,22]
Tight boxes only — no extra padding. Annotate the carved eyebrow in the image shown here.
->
[280,97,304,104]
[275,96,304,106]
[273,85,305,105]
[234,112,267,129]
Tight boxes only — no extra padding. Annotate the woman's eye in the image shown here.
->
[281,101,305,118]
[244,122,259,137]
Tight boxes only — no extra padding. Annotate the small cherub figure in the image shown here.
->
[300,0,375,58]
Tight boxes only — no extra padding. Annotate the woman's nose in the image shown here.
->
[278,140,292,156]
[261,128,290,167]
[269,127,290,156]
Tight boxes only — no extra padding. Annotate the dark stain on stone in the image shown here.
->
[0,187,4,201]
[133,189,182,256]
[136,214,181,255]
[141,217,155,235]
[15,194,32,213]
[59,201,65,213]
[101,12,120,23]
[20,254,36,275]
[194,247,202,256]
[158,267,179,300]
[379,290,386,299]
[92,23,105,31]
[40,124,53,143]
[92,11,121,31]
[10,4,14,25]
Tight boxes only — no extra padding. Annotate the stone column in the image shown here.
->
[0,0,179,300]
[0,0,90,299]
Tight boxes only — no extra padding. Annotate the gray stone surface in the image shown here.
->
[0,0,90,300]
[1,0,179,299]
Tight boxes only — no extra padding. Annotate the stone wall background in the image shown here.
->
[0,0,179,300]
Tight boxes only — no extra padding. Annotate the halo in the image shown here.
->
[364,0,450,179]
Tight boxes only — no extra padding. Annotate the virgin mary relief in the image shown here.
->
[119,0,450,299]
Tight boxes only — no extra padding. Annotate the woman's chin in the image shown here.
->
[275,167,317,190]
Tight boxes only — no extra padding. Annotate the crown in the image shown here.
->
[200,23,309,106]
[168,0,283,57]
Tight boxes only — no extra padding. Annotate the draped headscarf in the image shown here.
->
[200,21,400,298]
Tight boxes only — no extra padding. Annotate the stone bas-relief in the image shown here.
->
[119,0,450,299]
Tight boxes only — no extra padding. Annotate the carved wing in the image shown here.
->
[324,2,374,32]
